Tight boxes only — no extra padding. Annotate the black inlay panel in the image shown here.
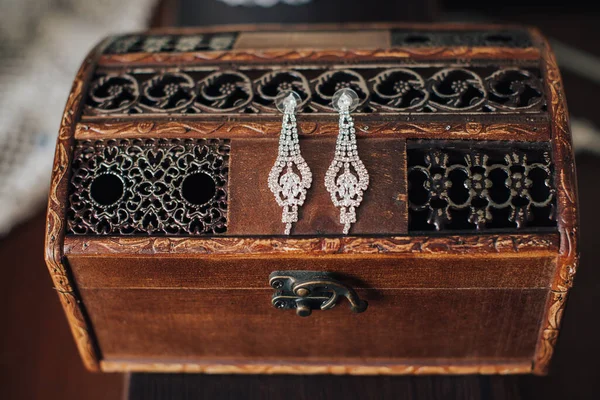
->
[391,29,533,48]
[408,141,556,233]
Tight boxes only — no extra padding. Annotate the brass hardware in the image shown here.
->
[269,271,368,317]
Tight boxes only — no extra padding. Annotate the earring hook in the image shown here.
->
[275,90,302,113]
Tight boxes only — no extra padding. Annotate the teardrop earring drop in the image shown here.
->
[324,88,369,234]
[268,91,313,235]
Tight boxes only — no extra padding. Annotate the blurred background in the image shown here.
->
[1,0,599,399]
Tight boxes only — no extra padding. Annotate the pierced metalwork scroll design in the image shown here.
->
[408,141,556,232]
[83,65,546,116]
[104,33,238,54]
[67,138,229,235]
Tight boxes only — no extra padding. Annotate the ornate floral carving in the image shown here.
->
[369,68,428,110]
[87,73,139,112]
[98,47,542,66]
[254,69,311,111]
[75,120,552,141]
[196,70,253,112]
[533,290,567,374]
[531,30,579,375]
[313,69,369,110]
[429,68,486,111]
[140,72,196,111]
[83,65,546,115]
[408,141,556,231]
[486,68,544,111]
[67,138,230,235]
[64,233,559,257]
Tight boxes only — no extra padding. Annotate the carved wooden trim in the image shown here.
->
[44,42,106,371]
[533,290,567,375]
[64,233,559,257]
[74,120,551,141]
[531,29,580,375]
[98,47,541,67]
[100,360,533,375]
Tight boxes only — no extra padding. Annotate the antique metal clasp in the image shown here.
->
[269,271,368,317]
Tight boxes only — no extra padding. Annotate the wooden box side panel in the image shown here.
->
[44,40,109,371]
[530,29,580,375]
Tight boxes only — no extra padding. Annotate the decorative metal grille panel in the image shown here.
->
[104,33,238,54]
[67,138,230,235]
[84,65,546,116]
[391,29,532,48]
[408,141,556,232]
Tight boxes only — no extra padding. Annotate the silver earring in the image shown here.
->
[325,88,369,234]
[268,91,312,235]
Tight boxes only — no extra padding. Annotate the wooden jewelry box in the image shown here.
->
[44,24,579,375]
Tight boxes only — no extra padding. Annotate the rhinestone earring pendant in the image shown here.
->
[325,88,369,234]
[268,91,312,235]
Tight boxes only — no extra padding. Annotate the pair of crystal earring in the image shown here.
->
[268,88,369,235]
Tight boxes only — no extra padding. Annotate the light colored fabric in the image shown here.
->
[0,0,156,234]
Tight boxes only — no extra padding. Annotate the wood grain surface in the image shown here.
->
[67,253,556,290]
[83,288,546,363]
[228,137,407,235]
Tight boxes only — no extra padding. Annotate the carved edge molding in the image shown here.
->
[75,120,551,141]
[64,233,559,257]
[97,46,541,67]
[534,290,567,375]
[531,30,580,375]
[100,360,532,374]
[44,43,105,371]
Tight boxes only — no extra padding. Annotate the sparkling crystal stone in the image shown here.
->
[325,89,369,235]
[332,88,359,112]
[268,91,312,235]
